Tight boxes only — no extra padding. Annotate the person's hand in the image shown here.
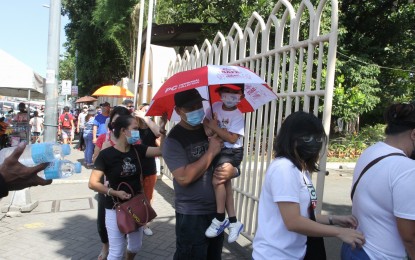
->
[336,227,365,249]
[207,134,223,156]
[159,112,168,130]
[332,215,358,229]
[207,113,219,130]
[213,163,236,185]
[134,110,146,119]
[93,137,97,144]
[0,142,51,191]
[114,190,132,200]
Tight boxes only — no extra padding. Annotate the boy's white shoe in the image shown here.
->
[205,218,230,238]
[227,221,244,243]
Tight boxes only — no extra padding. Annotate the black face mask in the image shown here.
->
[296,139,323,161]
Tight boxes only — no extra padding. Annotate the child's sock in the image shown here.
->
[216,213,226,222]
[229,216,237,223]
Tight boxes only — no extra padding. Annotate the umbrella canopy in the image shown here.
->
[75,96,97,103]
[0,49,45,99]
[92,85,134,98]
[146,65,278,119]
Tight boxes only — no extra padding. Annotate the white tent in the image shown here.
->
[0,49,45,99]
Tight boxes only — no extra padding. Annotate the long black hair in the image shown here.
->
[274,111,327,172]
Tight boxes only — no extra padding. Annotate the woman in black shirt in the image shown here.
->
[89,114,166,260]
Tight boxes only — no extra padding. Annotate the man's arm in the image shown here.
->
[171,135,223,187]
[92,125,98,143]
[397,217,415,259]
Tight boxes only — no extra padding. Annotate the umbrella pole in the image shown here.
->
[208,87,214,118]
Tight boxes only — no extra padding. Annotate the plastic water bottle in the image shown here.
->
[39,159,82,180]
[51,143,71,159]
[0,142,56,165]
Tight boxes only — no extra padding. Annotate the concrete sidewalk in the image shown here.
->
[0,146,355,259]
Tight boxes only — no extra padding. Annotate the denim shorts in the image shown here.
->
[212,147,243,168]
[341,243,370,260]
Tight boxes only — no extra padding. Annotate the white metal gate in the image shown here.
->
[161,0,338,241]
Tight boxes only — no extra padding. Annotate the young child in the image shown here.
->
[203,84,245,243]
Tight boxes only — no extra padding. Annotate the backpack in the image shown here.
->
[62,113,71,128]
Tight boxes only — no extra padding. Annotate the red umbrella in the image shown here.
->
[146,65,277,119]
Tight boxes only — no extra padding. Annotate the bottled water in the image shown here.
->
[39,159,82,180]
[51,143,71,159]
[0,142,57,165]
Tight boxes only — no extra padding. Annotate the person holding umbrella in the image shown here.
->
[162,89,238,259]
[203,84,245,243]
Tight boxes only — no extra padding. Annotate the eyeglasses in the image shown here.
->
[127,106,134,108]
[300,136,323,143]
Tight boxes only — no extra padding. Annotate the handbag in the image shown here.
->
[114,147,157,234]
[115,182,157,234]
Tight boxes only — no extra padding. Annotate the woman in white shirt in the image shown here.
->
[252,111,365,260]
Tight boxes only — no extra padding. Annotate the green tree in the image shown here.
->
[61,0,132,94]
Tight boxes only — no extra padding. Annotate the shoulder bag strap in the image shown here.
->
[133,146,144,192]
[351,152,406,200]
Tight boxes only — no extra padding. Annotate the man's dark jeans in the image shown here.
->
[174,212,224,260]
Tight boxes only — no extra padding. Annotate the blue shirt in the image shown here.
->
[93,113,109,136]
[83,117,95,136]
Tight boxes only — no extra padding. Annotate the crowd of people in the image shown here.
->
[1,93,415,260]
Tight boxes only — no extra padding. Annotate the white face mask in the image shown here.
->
[221,93,241,108]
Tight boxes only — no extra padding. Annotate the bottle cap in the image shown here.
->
[74,162,82,173]
[61,144,71,156]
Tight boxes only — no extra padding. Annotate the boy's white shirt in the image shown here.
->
[205,102,244,148]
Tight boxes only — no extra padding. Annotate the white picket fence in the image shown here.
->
[161,0,338,241]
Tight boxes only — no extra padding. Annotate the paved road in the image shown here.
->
[0,146,356,259]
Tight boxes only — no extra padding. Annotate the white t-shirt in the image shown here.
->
[252,157,312,259]
[78,112,87,129]
[352,142,415,260]
[29,116,44,133]
[205,102,244,148]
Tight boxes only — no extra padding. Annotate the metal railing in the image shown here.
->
[161,0,338,241]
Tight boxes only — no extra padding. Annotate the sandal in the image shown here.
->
[97,250,108,260]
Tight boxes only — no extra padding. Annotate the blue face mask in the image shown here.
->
[127,130,140,144]
[221,93,241,108]
[185,108,205,126]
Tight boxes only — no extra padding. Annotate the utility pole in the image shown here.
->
[44,0,61,143]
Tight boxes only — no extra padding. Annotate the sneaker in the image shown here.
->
[143,226,153,236]
[205,218,230,238]
[227,221,244,243]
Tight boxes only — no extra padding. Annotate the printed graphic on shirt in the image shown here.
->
[306,183,317,209]
[191,143,208,158]
[219,117,230,129]
[120,157,136,177]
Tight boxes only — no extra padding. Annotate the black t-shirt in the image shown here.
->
[138,127,157,176]
[94,144,148,209]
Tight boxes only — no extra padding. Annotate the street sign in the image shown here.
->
[61,80,72,95]
[71,85,78,96]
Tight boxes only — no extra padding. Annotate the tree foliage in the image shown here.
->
[60,0,415,124]
[61,0,135,94]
